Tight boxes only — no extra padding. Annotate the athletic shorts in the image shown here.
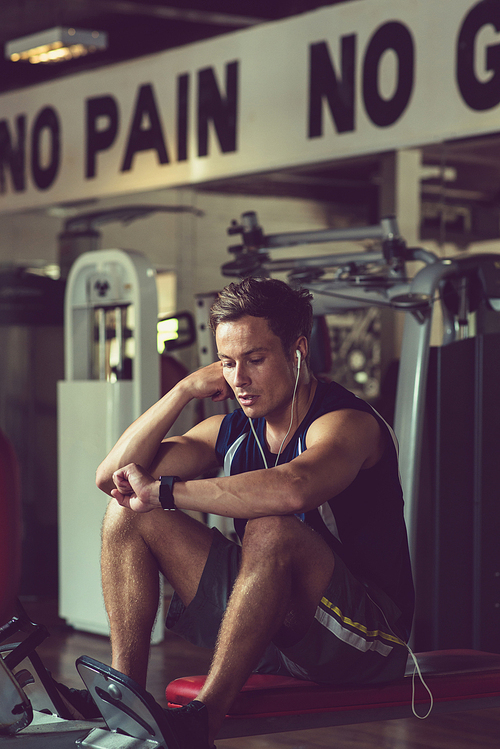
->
[166,527,409,685]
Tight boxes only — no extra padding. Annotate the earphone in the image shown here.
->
[249,347,303,469]
[365,590,434,719]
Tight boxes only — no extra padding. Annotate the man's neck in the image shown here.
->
[265,376,317,455]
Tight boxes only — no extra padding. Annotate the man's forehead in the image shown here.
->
[215,315,278,349]
[216,315,271,334]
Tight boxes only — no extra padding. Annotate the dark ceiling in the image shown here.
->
[0,0,347,95]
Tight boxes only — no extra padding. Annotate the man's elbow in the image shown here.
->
[285,478,312,515]
[95,465,113,495]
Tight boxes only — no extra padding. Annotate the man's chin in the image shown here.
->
[239,401,263,417]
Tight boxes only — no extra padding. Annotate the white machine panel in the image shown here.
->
[58,249,163,641]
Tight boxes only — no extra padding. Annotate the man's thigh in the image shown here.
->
[240,515,336,647]
[276,551,409,685]
[166,518,335,670]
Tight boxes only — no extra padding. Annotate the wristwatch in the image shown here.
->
[158,475,180,510]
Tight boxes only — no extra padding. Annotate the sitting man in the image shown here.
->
[69,277,415,748]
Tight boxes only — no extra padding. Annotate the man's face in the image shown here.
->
[216,315,296,421]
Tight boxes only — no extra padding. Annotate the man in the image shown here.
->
[67,277,414,748]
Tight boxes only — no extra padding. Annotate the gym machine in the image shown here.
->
[57,248,164,641]
[221,211,500,653]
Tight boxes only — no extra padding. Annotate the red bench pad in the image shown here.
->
[166,650,500,718]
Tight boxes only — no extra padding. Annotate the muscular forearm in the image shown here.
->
[112,462,307,517]
[174,435,363,518]
[174,468,305,518]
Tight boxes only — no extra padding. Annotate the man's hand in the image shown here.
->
[111,463,160,513]
[185,361,234,403]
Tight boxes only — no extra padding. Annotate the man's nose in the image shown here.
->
[233,363,250,387]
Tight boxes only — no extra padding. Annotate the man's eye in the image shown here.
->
[250,358,263,365]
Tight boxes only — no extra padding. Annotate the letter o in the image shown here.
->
[363,22,414,127]
[31,107,60,190]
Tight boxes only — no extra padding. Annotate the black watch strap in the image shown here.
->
[159,475,180,510]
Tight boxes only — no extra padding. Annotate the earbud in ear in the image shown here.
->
[296,349,302,369]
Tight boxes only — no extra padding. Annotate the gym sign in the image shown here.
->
[0,0,499,212]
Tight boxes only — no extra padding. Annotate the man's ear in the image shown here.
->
[294,336,308,364]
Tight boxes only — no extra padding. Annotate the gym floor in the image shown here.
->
[19,597,500,749]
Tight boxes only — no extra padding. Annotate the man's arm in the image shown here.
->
[111,408,385,516]
[96,361,231,495]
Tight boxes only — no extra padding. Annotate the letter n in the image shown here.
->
[197,61,238,157]
[308,38,356,137]
[0,116,26,193]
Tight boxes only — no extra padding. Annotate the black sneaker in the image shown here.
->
[51,680,101,720]
[161,700,216,749]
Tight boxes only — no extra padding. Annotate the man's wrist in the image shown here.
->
[158,475,180,510]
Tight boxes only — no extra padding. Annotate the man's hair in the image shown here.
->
[209,277,313,355]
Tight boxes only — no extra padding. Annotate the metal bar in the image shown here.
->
[394,259,458,566]
[261,250,384,272]
[309,281,413,313]
[115,306,124,379]
[98,307,106,381]
[94,1,264,27]
[264,225,385,249]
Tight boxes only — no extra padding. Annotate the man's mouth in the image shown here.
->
[238,394,259,407]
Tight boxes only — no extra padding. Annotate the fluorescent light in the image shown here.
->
[6,27,107,64]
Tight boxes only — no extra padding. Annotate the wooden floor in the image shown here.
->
[14,597,500,749]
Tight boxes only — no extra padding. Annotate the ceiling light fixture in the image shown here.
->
[5,27,108,65]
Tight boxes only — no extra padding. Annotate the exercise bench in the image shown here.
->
[165,650,500,738]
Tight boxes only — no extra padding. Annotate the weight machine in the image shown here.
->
[221,212,500,655]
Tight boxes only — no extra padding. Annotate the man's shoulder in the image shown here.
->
[313,379,370,415]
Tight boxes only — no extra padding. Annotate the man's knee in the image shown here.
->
[102,499,152,544]
[241,515,334,572]
[103,498,129,531]
[241,515,301,559]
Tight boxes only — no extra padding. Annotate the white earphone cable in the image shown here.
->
[249,350,302,470]
[366,591,434,719]
[273,351,301,467]
[249,416,269,469]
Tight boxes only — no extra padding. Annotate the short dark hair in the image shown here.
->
[209,277,313,355]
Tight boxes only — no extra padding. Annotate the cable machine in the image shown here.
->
[221,212,500,652]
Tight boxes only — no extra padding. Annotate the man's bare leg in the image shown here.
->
[196,515,335,745]
[101,500,214,687]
